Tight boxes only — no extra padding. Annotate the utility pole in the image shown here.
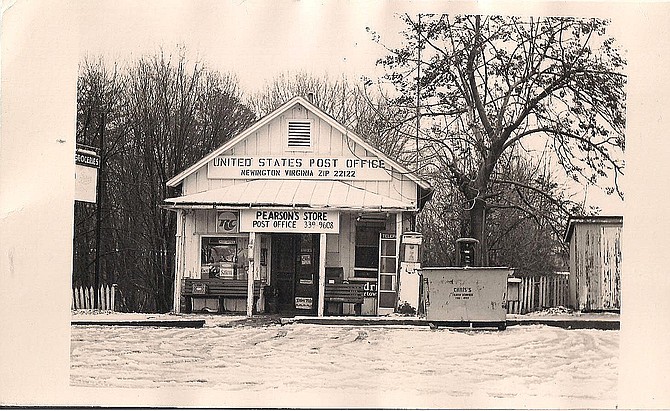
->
[94,111,105,309]
[416,13,421,173]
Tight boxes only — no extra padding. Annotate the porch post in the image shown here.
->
[396,212,403,310]
[254,233,264,313]
[318,232,327,317]
[247,231,256,317]
[173,209,184,313]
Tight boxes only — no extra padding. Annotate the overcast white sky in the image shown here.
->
[74,1,630,88]
[72,0,628,213]
[77,1,403,92]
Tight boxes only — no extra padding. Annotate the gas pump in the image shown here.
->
[397,232,423,314]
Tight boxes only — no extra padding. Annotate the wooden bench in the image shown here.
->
[183,278,262,313]
[324,283,365,315]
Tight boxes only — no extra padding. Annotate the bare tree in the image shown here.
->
[73,57,127,290]
[74,50,255,312]
[418,150,584,274]
[249,72,416,162]
[371,14,626,264]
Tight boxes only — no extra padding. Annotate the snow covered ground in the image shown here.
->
[70,313,619,408]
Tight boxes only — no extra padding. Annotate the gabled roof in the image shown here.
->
[564,215,623,243]
[165,96,431,190]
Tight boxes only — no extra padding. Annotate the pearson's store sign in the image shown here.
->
[208,156,391,181]
[240,209,340,233]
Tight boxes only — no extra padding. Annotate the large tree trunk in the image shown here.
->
[469,198,489,266]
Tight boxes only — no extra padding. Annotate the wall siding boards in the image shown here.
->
[601,226,622,310]
[179,102,418,207]
[568,220,622,311]
[569,234,578,308]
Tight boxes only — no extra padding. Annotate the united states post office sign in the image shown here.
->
[240,209,340,233]
[208,156,391,181]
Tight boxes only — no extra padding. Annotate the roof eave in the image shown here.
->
[564,215,624,243]
[162,201,418,213]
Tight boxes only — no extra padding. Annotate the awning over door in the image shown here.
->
[164,179,416,211]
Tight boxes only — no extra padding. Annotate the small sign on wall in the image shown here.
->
[295,297,313,310]
[301,254,312,265]
[362,281,378,298]
[216,211,239,233]
[192,283,207,295]
[240,209,339,233]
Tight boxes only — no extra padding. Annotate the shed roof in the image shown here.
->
[165,96,431,191]
[564,215,623,243]
[164,179,417,211]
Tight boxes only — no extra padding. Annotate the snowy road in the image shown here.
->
[70,321,618,408]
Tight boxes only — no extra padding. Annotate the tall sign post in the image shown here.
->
[94,112,105,309]
[75,143,101,308]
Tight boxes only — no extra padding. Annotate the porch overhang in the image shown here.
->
[164,179,417,212]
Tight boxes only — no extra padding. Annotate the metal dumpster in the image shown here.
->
[422,267,514,329]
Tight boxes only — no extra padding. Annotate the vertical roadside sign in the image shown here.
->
[75,147,99,203]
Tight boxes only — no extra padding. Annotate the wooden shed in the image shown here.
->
[565,216,623,311]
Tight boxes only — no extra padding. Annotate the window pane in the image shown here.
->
[381,239,396,256]
[300,234,313,252]
[380,257,396,274]
[353,269,377,279]
[355,229,377,246]
[379,292,396,308]
[355,247,379,268]
[355,222,385,271]
[356,221,385,244]
[201,237,250,280]
[379,274,394,291]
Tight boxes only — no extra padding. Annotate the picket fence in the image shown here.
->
[72,284,117,311]
[70,277,565,314]
[507,273,569,314]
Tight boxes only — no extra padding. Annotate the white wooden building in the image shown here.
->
[164,96,432,317]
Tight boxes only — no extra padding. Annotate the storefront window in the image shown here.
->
[201,236,249,280]
[354,220,386,278]
[298,233,315,285]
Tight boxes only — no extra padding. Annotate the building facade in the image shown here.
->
[565,216,623,311]
[164,97,432,316]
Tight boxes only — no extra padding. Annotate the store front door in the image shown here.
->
[271,233,319,315]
